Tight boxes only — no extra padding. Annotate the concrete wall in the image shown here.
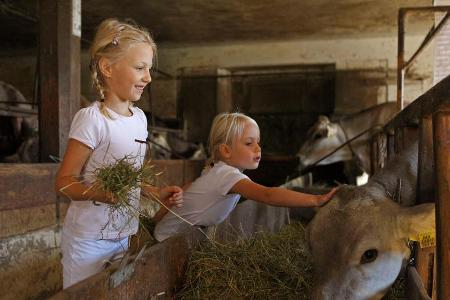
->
[156,35,435,114]
[0,34,435,116]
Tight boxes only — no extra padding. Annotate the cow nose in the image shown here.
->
[298,160,309,174]
[311,283,335,300]
[311,287,327,300]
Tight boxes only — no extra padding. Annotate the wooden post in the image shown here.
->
[394,127,404,155]
[418,116,435,203]
[397,9,405,111]
[371,132,387,175]
[387,129,395,163]
[415,115,437,298]
[39,0,81,161]
[433,106,450,300]
[216,68,233,113]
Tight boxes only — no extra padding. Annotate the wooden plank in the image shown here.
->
[387,73,450,131]
[416,116,437,299]
[407,266,432,300]
[216,68,233,113]
[39,0,80,162]
[418,116,435,203]
[0,105,38,117]
[0,204,57,238]
[432,107,450,300]
[50,203,288,299]
[49,224,203,300]
[0,163,58,211]
[414,247,436,298]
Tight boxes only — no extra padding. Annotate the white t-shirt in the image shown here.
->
[63,102,148,240]
[154,161,249,241]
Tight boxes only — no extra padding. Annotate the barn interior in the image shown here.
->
[0,0,449,299]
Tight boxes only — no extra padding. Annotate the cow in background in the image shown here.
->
[297,102,398,184]
[0,81,38,162]
[146,116,206,160]
[0,81,91,163]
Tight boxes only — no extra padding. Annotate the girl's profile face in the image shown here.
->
[106,42,154,102]
[227,121,261,170]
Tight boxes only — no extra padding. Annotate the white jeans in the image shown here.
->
[61,229,129,289]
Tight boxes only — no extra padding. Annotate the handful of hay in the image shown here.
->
[177,222,406,300]
[91,155,158,206]
[88,155,161,233]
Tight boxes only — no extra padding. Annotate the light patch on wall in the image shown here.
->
[72,0,81,38]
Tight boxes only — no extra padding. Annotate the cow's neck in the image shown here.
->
[338,103,397,173]
[339,104,394,138]
[365,142,418,206]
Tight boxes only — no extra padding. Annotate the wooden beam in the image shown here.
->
[39,0,80,161]
[0,163,58,211]
[386,74,450,131]
[433,106,450,300]
[418,116,435,203]
[407,266,432,300]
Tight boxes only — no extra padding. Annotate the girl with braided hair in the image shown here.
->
[55,18,183,288]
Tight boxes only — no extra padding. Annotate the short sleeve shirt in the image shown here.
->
[154,161,249,241]
[63,102,148,240]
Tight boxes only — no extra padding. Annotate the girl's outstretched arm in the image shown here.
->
[55,139,114,204]
[230,179,338,207]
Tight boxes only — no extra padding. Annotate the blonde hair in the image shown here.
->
[89,18,157,117]
[207,112,258,166]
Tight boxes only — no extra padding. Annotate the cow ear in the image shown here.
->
[326,123,338,137]
[318,115,329,123]
[397,203,435,238]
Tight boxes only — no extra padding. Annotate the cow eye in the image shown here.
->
[313,133,322,140]
[360,249,378,264]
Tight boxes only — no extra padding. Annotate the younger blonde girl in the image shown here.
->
[154,112,337,241]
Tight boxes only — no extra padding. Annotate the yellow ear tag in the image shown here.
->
[409,231,436,248]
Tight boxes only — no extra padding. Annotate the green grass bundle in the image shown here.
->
[92,155,159,206]
[88,155,161,233]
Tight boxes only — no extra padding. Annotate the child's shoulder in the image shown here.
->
[130,105,147,121]
[76,101,101,116]
[72,102,104,123]
[209,161,242,176]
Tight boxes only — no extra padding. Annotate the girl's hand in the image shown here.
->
[104,191,118,205]
[317,187,339,206]
[92,191,117,206]
[159,186,183,208]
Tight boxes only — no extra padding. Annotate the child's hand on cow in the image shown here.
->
[317,187,339,206]
[159,185,184,208]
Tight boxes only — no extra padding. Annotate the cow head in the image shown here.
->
[306,185,435,300]
[298,116,352,168]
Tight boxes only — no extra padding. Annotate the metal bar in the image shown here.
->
[148,125,185,134]
[405,13,450,70]
[0,106,38,117]
[401,6,450,13]
[397,6,450,112]
[397,9,405,111]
